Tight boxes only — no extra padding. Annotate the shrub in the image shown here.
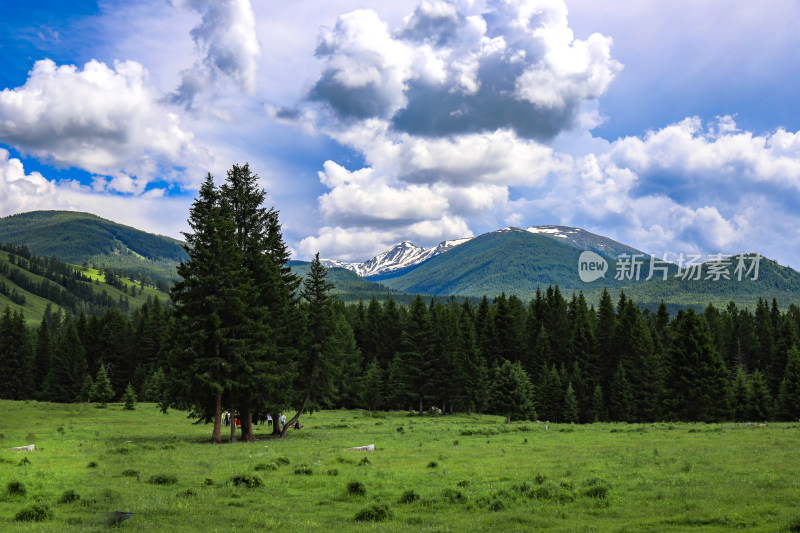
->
[201,477,214,486]
[787,515,800,532]
[427,460,438,468]
[177,489,197,497]
[88,461,98,468]
[398,490,419,503]
[457,480,470,488]
[583,478,611,499]
[122,384,137,410]
[254,463,277,471]
[354,503,389,522]
[442,488,465,504]
[534,473,547,485]
[7,480,26,495]
[358,456,371,466]
[18,457,30,466]
[59,490,80,504]
[489,499,506,512]
[294,465,313,475]
[121,469,139,477]
[15,504,52,522]
[147,474,178,485]
[347,481,366,496]
[275,456,290,466]
[230,474,263,488]
[327,469,339,476]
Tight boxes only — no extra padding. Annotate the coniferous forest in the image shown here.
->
[2,165,800,437]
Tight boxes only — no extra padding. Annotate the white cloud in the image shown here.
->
[0,59,205,190]
[0,149,191,239]
[169,0,261,107]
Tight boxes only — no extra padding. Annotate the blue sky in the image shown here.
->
[2,0,800,268]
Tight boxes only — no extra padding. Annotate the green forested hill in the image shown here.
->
[0,211,186,284]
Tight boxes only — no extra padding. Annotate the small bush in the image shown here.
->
[7,480,26,495]
[230,474,263,488]
[15,503,52,522]
[87,461,98,468]
[18,457,30,466]
[354,503,389,522]
[583,477,611,499]
[488,499,505,512]
[534,473,547,485]
[512,481,532,494]
[161,443,176,450]
[58,490,80,504]
[57,426,65,434]
[147,474,178,485]
[442,488,465,504]
[327,469,339,476]
[121,469,139,477]
[398,490,419,503]
[427,460,438,468]
[396,426,404,432]
[254,462,277,471]
[530,485,554,500]
[358,456,371,466]
[201,477,214,486]
[275,456,290,466]
[347,481,366,496]
[294,465,313,475]
[457,480,470,488]
[177,489,197,497]
[787,515,800,532]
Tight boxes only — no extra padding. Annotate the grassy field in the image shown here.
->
[1,401,799,532]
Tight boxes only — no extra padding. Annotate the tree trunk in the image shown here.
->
[230,411,237,443]
[418,394,423,416]
[211,392,222,444]
[281,394,310,438]
[271,413,281,436]
[243,410,256,442]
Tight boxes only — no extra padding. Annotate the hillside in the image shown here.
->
[0,211,186,284]
[0,245,169,324]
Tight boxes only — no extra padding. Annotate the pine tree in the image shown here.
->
[609,363,634,422]
[589,384,607,422]
[0,307,34,400]
[776,346,800,421]
[399,296,434,415]
[729,366,749,421]
[663,310,730,421]
[122,384,137,410]
[747,370,773,421]
[43,320,88,402]
[361,360,384,412]
[491,360,536,423]
[563,382,579,423]
[78,375,94,403]
[93,364,115,407]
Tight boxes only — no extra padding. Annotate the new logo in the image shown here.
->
[578,251,608,282]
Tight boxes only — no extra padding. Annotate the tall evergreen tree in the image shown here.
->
[0,308,34,400]
[775,346,800,421]
[43,320,88,402]
[491,360,536,423]
[399,296,434,414]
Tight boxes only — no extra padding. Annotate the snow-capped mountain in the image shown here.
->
[321,237,471,278]
[320,225,639,279]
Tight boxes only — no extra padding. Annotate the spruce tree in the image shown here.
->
[0,307,34,400]
[663,310,730,421]
[399,296,434,415]
[122,384,137,410]
[491,360,536,423]
[776,346,800,421]
[43,321,88,402]
[563,382,579,423]
[729,366,749,421]
[93,364,115,407]
[747,370,773,421]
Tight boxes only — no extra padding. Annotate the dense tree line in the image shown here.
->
[3,285,800,426]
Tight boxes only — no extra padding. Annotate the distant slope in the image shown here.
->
[288,261,425,305]
[524,225,643,258]
[0,211,186,283]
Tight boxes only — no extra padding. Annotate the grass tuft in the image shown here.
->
[254,462,277,471]
[398,489,420,503]
[147,473,178,485]
[18,456,31,466]
[358,456,371,466]
[327,469,339,476]
[58,489,80,504]
[87,461,98,468]
[15,503,52,522]
[230,474,263,488]
[275,456,290,466]
[7,480,27,495]
[347,480,366,496]
[354,503,389,522]
[121,469,139,477]
[294,465,313,475]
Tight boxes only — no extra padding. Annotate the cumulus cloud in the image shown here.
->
[0,59,205,191]
[170,0,261,108]
[307,0,621,139]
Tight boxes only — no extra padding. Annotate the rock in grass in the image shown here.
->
[8,444,35,452]
[347,444,375,452]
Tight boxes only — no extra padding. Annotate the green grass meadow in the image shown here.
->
[1,401,799,532]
